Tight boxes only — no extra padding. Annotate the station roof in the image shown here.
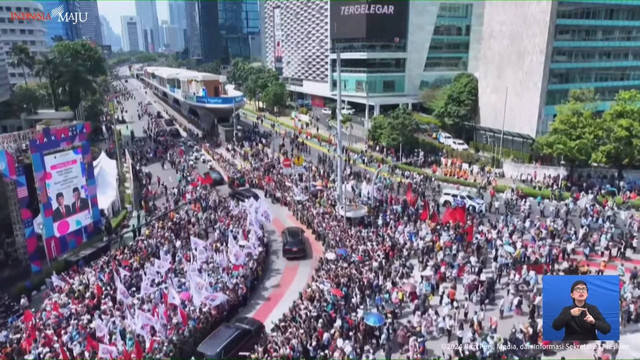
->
[145,66,224,82]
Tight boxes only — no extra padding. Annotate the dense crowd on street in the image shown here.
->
[211,123,640,360]
[4,76,640,360]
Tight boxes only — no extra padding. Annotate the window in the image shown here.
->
[9,29,15,34]
[15,7,21,11]
[29,40,35,45]
[5,7,11,11]
[0,18,6,23]
[355,80,365,92]
[20,29,25,34]
[27,30,33,34]
[382,80,395,93]
[1,30,6,34]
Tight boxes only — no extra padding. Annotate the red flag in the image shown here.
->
[122,347,132,360]
[95,283,103,298]
[22,309,33,323]
[52,301,61,314]
[86,334,99,352]
[419,200,429,221]
[146,338,155,353]
[430,210,440,224]
[59,341,70,360]
[179,307,188,326]
[465,223,474,242]
[134,340,143,360]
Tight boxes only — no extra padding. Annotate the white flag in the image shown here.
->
[190,236,207,250]
[203,293,229,307]
[196,247,208,264]
[118,267,131,278]
[154,258,171,273]
[51,273,66,288]
[95,319,109,339]
[140,280,156,296]
[137,310,157,329]
[167,286,181,306]
[116,282,132,304]
[97,343,118,359]
[160,252,172,265]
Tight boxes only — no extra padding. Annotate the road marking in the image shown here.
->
[168,177,173,183]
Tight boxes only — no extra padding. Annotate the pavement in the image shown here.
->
[127,75,640,360]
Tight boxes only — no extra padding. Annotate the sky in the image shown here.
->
[97,0,169,35]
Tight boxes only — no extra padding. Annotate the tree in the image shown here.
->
[433,73,478,137]
[420,86,446,112]
[50,41,108,114]
[592,90,640,172]
[197,61,222,75]
[228,58,250,86]
[84,94,105,140]
[9,44,35,85]
[534,88,601,169]
[133,53,158,64]
[35,54,62,110]
[262,81,287,113]
[368,107,420,151]
[10,84,47,115]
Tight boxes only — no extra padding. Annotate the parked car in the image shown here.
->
[230,188,260,202]
[164,118,175,127]
[168,127,182,139]
[437,131,453,145]
[196,317,264,360]
[341,106,355,115]
[321,107,332,115]
[282,226,307,260]
[449,139,469,151]
[439,189,486,213]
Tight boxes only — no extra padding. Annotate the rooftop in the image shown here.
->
[145,66,226,82]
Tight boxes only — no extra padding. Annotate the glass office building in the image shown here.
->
[40,0,77,45]
[218,0,260,59]
[542,1,640,131]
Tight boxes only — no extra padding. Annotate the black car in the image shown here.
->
[209,170,225,186]
[282,226,307,260]
[168,127,182,139]
[196,317,264,360]
[164,118,175,127]
[229,188,259,202]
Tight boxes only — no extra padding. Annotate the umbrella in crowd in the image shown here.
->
[363,312,385,327]
[331,288,344,298]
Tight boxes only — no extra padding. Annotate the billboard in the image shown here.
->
[29,123,102,264]
[43,149,93,236]
[330,0,408,42]
[273,6,284,74]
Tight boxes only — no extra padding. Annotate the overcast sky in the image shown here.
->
[98,0,169,35]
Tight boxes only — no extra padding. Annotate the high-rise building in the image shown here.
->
[0,1,49,86]
[186,0,260,64]
[100,15,121,52]
[478,1,640,141]
[39,0,78,45]
[218,0,261,60]
[169,1,187,31]
[185,1,202,60]
[120,16,143,52]
[135,0,160,52]
[262,1,483,119]
[0,43,10,102]
[74,0,103,44]
[162,23,183,52]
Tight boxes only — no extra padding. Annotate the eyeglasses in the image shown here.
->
[573,287,588,293]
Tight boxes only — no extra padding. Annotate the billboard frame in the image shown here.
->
[28,123,102,265]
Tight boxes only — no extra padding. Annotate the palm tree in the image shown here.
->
[8,44,35,85]
[60,60,98,117]
[35,55,62,110]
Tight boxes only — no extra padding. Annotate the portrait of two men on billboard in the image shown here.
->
[52,187,90,222]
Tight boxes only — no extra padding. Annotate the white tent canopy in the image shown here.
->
[94,151,120,217]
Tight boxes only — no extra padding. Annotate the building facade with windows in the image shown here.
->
[0,1,48,86]
[0,43,10,102]
[135,0,160,53]
[39,0,78,45]
[478,0,640,141]
[262,0,483,118]
[74,0,103,45]
[120,16,143,52]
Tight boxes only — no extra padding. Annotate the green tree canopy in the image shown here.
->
[262,81,287,113]
[10,84,47,115]
[534,88,601,168]
[9,44,35,85]
[368,107,419,151]
[197,61,222,75]
[593,90,640,170]
[433,73,478,137]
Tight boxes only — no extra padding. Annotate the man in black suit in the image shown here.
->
[71,187,90,214]
[52,192,72,222]
[552,280,611,341]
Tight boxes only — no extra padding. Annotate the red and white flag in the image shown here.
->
[97,343,118,359]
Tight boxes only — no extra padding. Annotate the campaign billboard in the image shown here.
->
[330,0,408,42]
[43,149,93,236]
[29,123,101,264]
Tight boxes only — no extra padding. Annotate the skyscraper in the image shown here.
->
[162,23,183,52]
[169,1,187,31]
[120,16,143,52]
[39,0,78,45]
[100,15,121,52]
[0,43,10,102]
[135,0,160,53]
[74,0,103,44]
